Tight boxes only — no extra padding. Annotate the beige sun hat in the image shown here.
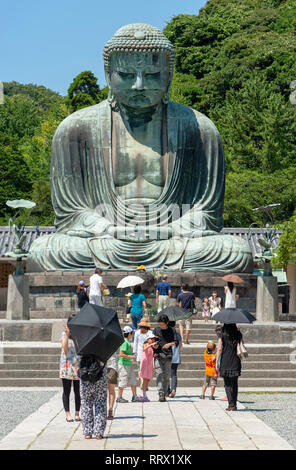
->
[138,317,151,329]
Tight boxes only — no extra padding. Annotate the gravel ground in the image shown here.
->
[0,391,57,440]
[239,393,296,449]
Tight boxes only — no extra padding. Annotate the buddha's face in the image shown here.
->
[108,53,170,109]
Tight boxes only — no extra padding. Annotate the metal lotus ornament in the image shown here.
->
[5,199,38,274]
[249,204,281,276]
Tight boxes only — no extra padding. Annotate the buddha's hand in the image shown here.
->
[66,219,113,238]
[172,228,217,238]
[106,226,173,241]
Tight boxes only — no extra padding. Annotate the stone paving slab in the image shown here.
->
[0,387,293,450]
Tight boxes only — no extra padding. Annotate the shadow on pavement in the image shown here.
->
[107,433,157,439]
[114,416,145,420]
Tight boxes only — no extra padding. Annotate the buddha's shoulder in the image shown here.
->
[168,101,219,135]
[54,101,110,134]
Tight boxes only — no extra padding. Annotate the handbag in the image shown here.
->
[79,355,105,383]
[237,340,248,360]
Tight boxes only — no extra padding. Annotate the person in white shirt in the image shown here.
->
[224,282,239,308]
[89,268,106,306]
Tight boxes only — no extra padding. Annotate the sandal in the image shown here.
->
[66,418,74,422]
[169,390,176,398]
[95,435,103,440]
[85,435,92,439]
[107,410,114,420]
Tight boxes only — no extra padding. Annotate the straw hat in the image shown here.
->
[138,317,151,328]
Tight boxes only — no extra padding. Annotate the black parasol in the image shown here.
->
[68,303,124,363]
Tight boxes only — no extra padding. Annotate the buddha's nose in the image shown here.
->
[132,73,145,91]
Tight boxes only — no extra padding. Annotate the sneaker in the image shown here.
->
[139,395,150,402]
[132,395,144,402]
[116,397,128,403]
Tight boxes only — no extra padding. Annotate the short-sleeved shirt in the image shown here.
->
[130,293,146,315]
[204,349,216,377]
[156,281,171,296]
[119,338,133,366]
[177,292,195,311]
[60,332,80,380]
[89,274,103,296]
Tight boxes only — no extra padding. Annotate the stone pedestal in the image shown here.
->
[287,264,296,315]
[6,274,30,320]
[256,275,279,322]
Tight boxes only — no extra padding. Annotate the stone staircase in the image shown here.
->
[0,316,296,387]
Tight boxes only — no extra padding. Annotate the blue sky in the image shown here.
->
[1,0,206,96]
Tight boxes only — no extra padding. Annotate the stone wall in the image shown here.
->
[27,271,258,314]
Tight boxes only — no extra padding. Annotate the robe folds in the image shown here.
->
[29,100,253,272]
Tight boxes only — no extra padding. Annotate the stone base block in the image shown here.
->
[256,276,279,322]
[7,275,29,320]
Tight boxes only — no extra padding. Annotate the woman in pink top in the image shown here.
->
[139,336,158,402]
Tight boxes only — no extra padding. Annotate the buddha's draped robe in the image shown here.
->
[29,100,253,272]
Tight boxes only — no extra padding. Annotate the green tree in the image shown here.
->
[224,169,296,227]
[0,133,32,221]
[0,94,40,140]
[272,214,296,268]
[67,71,103,112]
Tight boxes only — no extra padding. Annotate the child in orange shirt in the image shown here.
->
[201,341,217,400]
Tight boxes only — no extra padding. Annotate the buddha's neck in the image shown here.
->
[116,102,164,134]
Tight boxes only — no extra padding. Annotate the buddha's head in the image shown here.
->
[103,24,175,110]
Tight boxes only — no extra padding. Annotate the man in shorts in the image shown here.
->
[89,268,106,306]
[156,275,172,313]
[176,284,195,344]
[116,326,144,403]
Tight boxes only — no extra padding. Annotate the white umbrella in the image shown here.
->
[117,275,145,289]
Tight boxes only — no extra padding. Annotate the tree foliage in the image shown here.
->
[165,0,296,227]
[67,71,103,112]
[0,73,106,225]
[0,133,32,221]
[272,214,296,268]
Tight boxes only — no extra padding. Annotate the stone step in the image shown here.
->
[0,362,59,370]
[4,355,60,363]
[0,377,296,387]
[2,344,292,355]
[0,368,295,380]
[181,361,296,370]
[0,370,60,378]
[176,369,296,379]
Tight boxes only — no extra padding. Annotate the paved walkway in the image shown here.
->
[0,387,293,450]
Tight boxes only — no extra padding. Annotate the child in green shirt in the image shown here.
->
[117,326,144,403]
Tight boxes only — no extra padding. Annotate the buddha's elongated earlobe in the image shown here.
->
[107,87,115,104]
[162,77,172,104]
[105,71,116,104]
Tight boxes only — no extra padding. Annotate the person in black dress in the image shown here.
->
[76,281,89,309]
[216,323,242,411]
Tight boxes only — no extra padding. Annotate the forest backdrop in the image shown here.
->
[1,0,296,228]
